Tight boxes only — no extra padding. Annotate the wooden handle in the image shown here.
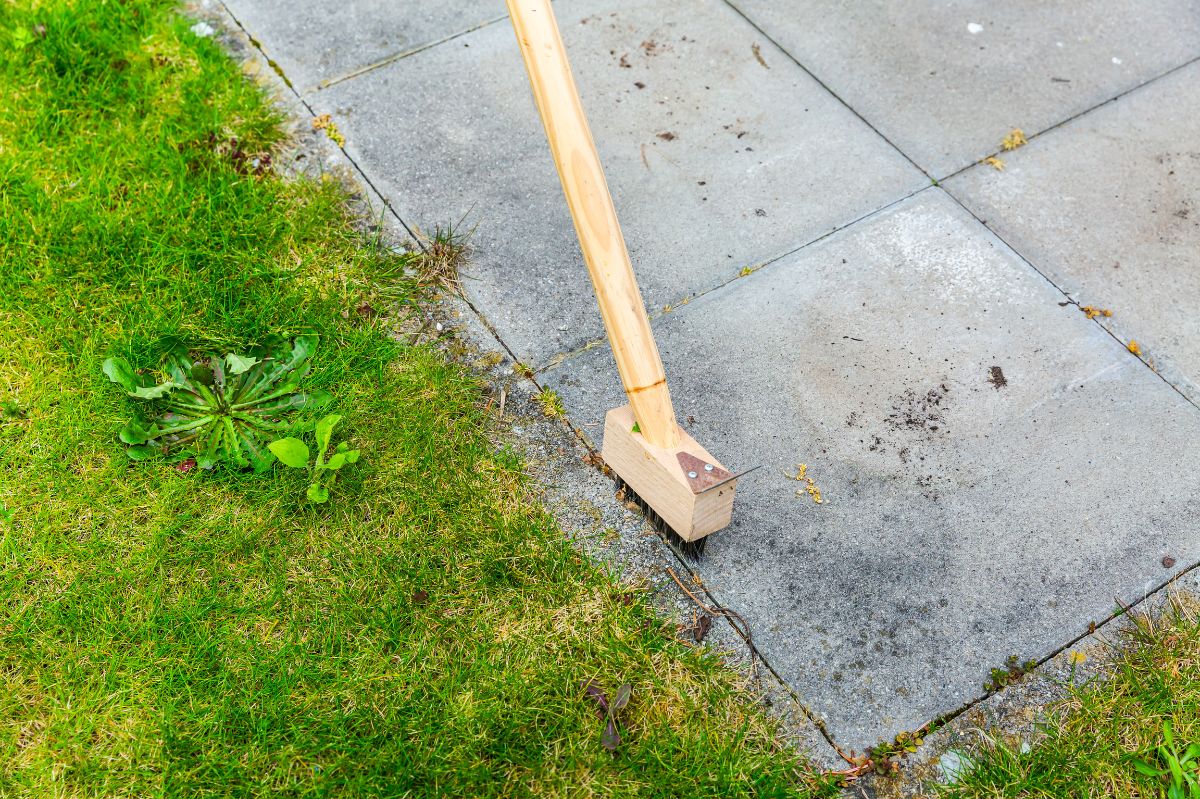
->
[506,0,680,450]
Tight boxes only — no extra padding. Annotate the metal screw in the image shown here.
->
[704,463,714,472]
[687,471,698,479]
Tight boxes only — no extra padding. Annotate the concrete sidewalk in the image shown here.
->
[211,0,1200,758]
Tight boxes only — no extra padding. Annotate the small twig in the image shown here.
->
[666,566,758,677]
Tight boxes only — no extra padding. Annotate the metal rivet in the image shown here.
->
[704,463,714,472]
[687,471,698,479]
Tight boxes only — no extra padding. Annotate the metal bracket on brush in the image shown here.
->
[677,453,761,495]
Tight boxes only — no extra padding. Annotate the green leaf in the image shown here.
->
[1132,759,1163,777]
[315,414,342,455]
[102,357,139,392]
[612,683,632,711]
[223,419,249,469]
[11,26,34,50]
[131,381,178,400]
[225,353,259,375]
[631,422,640,433]
[325,452,348,470]
[190,364,215,387]
[242,389,331,414]
[268,438,309,468]
[119,418,158,445]
[1166,721,1176,747]
[165,351,195,383]
[345,450,360,464]
[288,334,319,367]
[1169,757,1185,786]
[235,424,277,473]
[126,445,156,461]
[306,483,330,503]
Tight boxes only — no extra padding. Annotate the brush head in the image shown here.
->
[614,475,710,560]
[601,405,737,548]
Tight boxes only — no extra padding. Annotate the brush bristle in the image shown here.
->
[614,476,707,560]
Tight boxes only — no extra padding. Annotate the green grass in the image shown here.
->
[0,1,837,796]
[939,597,1200,798]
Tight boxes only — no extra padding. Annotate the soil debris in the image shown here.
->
[987,366,1007,389]
[640,39,666,57]
[885,384,950,436]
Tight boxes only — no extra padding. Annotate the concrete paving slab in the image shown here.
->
[945,61,1200,406]
[726,0,1200,176]
[542,188,1200,751]
[220,0,505,93]
[308,0,927,367]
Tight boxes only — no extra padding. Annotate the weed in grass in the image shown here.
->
[582,681,633,752]
[269,413,361,503]
[102,337,332,470]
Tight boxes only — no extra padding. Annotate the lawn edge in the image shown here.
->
[185,0,846,775]
[863,567,1200,798]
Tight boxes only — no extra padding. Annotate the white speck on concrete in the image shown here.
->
[967,22,984,34]
[189,21,215,37]
[1112,56,1123,64]
[1056,41,1064,47]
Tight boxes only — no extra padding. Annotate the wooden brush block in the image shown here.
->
[601,405,737,542]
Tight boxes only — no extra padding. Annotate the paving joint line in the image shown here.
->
[936,52,1200,183]
[534,183,934,375]
[936,185,1200,414]
[723,0,1198,184]
[215,0,532,372]
[902,558,1200,756]
[557,414,848,760]
[718,0,933,181]
[214,1,425,244]
[308,14,510,95]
